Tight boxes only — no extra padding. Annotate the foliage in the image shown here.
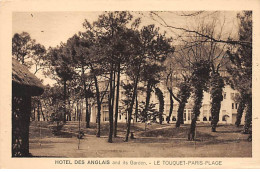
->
[40,84,64,116]
[188,60,211,140]
[47,45,75,83]
[244,97,252,133]
[48,104,65,136]
[163,54,192,127]
[138,102,160,123]
[121,82,134,114]
[191,60,211,92]
[235,94,247,127]
[226,11,252,132]
[125,24,174,138]
[155,87,164,124]
[226,11,252,96]
[175,80,191,127]
[12,32,47,74]
[210,72,224,131]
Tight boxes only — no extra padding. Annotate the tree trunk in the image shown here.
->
[85,97,89,128]
[172,82,191,128]
[211,97,222,132]
[33,107,36,121]
[125,72,140,142]
[155,87,164,125]
[143,80,152,122]
[63,80,67,123]
[210,73,224,132]
[76,101,79,121]
[37,100,40,121]
[80,100,83,121]
[235,95,246,127]
[83,81,90,128]
[168,88,183,127]
[114,63,121,137]
[188,88,203,141]
[135,92,138,123]
[74,107,77,121]
[243,96,252,134]
[167,92,174,124]
[108,68,114,143]
[93,75,102,137]
[39,101,45,121]
[176,102,186,127]
[82,66,90,128]
[68,98,71,121]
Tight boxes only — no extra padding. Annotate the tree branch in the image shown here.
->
[150,12,252,48]
[167,87,180,103]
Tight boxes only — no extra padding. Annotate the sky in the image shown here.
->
[12,11,240,85]
[13,12,102,48]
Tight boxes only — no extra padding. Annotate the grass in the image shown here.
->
[138,125,215,139]
[29,121,171,138]
[29,121,252,157]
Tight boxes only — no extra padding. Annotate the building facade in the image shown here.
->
[162,85,244,125]
[85,74,244,125]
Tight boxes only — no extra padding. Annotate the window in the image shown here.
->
[172,116,176,121]
[232,103,234,109]
[95,106,98,113]
[222,110,227,121]
[103,105,109,121]
[222,115,229,121]
[166,104,170,111]
[231,93,235,99]
[188,109,192,120]
[165,104,171,115]
[223,92,226,99]
[95,106,98,123]
[235,103,238,109]
[103,111,109,121]
[203,104,209,110]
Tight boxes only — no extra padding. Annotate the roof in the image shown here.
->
[12,58,44,96]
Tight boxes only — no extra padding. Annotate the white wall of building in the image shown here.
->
[84,75,245,125]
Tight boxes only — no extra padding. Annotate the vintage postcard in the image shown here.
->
[0,0,260,169]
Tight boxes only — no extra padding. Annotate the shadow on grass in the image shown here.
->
[30,139,75,144]
[57,131,75,138]
[138,127,216,139]
[30,155,65,158]
[30,144,55,149]
[200,138,247,145]
[216,130,242,134]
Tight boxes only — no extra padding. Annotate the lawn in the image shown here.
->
[29,121,252,157]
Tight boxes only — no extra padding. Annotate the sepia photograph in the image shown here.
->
[11,10,252,158]
[1,0,260,169]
